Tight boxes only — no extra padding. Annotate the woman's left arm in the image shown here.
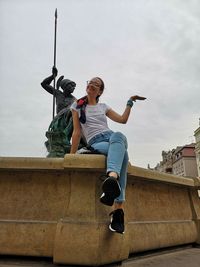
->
[106,95,146,124]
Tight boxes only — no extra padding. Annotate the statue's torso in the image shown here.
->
[56,91,75,114]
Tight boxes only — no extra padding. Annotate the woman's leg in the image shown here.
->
[91,141,109,155]
[107,132,128,201]
[107,132,128,177]
[108,148,128,235]
[91,132,129,203]
[91,140,121,206]
[91,132,128,234]
[115,150,129,203]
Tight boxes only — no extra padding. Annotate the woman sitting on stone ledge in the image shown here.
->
[70,77,146,234]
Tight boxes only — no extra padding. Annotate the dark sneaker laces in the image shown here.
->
[109,209,125,234]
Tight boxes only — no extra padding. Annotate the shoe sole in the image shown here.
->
[100,193,114,206]
[109,224,124,234]
[102,177,121,199]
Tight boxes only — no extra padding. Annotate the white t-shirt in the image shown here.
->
[71,102,112,143]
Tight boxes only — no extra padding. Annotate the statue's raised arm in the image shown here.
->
[41,67,58,95]
[41,67,76,114]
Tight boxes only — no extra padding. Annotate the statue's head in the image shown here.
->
[56,76,76,95]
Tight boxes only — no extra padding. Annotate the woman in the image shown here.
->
[70,77,146,234]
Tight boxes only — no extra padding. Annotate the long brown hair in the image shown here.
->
[95,77,104,102]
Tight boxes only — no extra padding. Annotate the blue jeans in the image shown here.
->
[88,131,128,203]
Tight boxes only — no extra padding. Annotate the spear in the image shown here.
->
[52,8,57,120]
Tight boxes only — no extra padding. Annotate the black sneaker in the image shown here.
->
[109,209,125,234]
[100,176,121,206]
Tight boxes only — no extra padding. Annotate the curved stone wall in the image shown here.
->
[0,155,199,266]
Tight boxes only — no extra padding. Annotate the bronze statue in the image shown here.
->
[41,67,77,157]
[41,67,76,114]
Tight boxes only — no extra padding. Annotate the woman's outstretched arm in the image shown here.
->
[106,95,146,124]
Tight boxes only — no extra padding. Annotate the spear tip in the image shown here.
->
[55,8,57,18]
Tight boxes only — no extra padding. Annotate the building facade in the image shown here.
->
[194,126,200,177]
[154,150,173,174]
[154,144,198,178]
[172,144,198,178]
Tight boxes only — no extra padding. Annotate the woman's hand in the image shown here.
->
[130,95,146,102]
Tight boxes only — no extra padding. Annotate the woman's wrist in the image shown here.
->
[127,99,134,108]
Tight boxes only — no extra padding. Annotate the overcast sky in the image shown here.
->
[0,0,199,168]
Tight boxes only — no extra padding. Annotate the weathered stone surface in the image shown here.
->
[0,155,199,266]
